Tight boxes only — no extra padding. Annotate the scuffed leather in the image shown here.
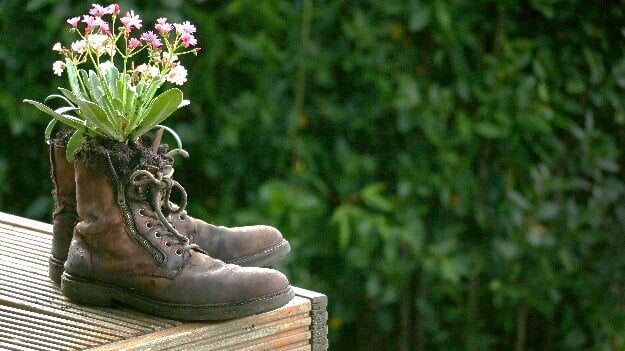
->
[50,142,77,261]
[65,151,290,305]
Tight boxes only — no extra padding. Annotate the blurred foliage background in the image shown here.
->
[2,0,625,349]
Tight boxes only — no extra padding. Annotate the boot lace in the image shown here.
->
[130,168,202,253]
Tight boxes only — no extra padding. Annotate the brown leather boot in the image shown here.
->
[61,144,293,320]
[49,140,78,283]
[48,139,290,284]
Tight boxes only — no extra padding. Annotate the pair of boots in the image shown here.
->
[49,137,294,320]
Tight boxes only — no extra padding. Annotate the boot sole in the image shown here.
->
[228,239,291,267]
[49,255,65,285]
[61,273,295,321]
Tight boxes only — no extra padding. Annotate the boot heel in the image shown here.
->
[48,256,65,285]
[61,273,114,307]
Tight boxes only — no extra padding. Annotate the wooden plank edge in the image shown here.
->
[0,212,53,235]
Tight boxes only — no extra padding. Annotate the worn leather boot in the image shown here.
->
[49,140,78,283]
[48,139,290,284]
[61,145,294,320]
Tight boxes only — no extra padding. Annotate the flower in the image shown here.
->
[67,17,81,27]
[140,31,163,49]
[155,18,173,34]
[180,32,197,48]
[174,21,196,34]
[52,42,63,52]
[166,64,187,86]
[107,4,120,15]
[162,52,178,63]
[128,37,141,49]
[136,63,160,78]
[71,40,86,53]
[120,10,142,34]
[86,34,112,56]
[89,4,109,17]
[82,15,97,29]
[99,60,115,74]
[52,61,66,76]
[94,17,110,32]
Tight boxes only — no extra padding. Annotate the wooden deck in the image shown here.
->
[0,212,328,350]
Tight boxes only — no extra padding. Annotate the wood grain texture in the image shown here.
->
[0,212,328,350]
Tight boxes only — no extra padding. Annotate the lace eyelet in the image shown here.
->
[179,214,186,220]
[165,242,172,247]
[175,249,182,255]
[154,231,161,238]
[139,208,146,216]
[146,222,153,229]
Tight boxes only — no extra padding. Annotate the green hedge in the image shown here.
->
[2,0,625,349]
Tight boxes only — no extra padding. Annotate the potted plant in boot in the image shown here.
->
[24,4,294,320]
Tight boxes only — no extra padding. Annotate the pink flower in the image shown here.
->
[89,4,108,17]
[140,31,163,49]
[67,17,80,27]
[155,18,173,34]
[174,21,196,34]
[82,15,97,29]
[107,4,120,15]
[128,38,141,49]
[180,32,197,48]
[94,17,110,32]
[120,10,142,34]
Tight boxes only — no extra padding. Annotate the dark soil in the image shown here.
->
[75,137,167,182]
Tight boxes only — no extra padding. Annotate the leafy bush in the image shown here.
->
[2,0,625,349]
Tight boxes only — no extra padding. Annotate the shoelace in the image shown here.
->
[130,169,201,253]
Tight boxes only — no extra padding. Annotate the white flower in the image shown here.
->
[136,64,160,78]
[99,61,115,74]
[87,34,109,56]
[52,61,66,76]
[166,65,187,86]
[162,52,178,63]
[52,42,63,52]
[71,40,86,54]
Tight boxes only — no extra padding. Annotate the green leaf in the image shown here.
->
[23,99,84,130]
[157,124,184,152]
[360,183,393,212]
[88,70,104,104]
[44,94,75,107]
[74,98,122,140]
[65,129,86,163]
[65,58,82,99]
[106,65,119,98]
[44,119,57,144]
[58,88,81,106]
[132,88,183,139]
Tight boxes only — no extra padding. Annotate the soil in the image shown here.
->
[75,137,168,181]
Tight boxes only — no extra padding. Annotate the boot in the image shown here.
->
[48,138,290,284]
[49,140,78,283]
[61,143,294,320]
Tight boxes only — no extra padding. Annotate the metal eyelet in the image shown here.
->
[179,214,186,220]
[139,208,146,216]
[146,222,153,229]
[175,249,182,255]
[165,242,172,247]
[154,231,161,238]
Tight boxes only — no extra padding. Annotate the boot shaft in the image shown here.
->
[67,144,186,281]
[50,141,77,262]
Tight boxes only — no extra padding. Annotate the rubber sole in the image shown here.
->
[49,255,65,285]
[61,273,295,321]
[228,239,291,267]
